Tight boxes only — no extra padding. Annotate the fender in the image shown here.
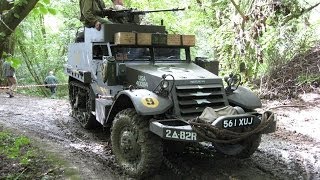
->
[119,89,172,115]
[105,89,173,125]
[227,86,262,109]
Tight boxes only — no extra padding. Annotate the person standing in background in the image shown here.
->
[2,60,17,98]
[44,71,58,98]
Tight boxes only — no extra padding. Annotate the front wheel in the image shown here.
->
[111,108,163,178]
[213,134,262,158]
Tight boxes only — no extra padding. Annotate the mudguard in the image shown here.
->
[116,89,173,116]
[227,86,262,109]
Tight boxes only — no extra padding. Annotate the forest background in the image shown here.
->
[0,0,319,98]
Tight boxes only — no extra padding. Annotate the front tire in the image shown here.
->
[213,108,262,158]
[111,108,163,178]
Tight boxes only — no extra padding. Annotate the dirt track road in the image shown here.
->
[0,93,319,180]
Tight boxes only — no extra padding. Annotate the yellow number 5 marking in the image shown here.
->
[141,97,159,108]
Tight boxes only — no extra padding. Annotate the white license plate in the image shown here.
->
[165,129,197,141]
[223,116,255,128]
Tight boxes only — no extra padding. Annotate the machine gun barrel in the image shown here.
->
[132,8,185,15]
[103,8,185,18]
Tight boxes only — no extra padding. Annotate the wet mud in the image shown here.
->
[0,93,319,180]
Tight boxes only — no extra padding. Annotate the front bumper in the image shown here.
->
[149,111,276,142]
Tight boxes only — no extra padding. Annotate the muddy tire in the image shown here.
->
[214,134,262,158]
[69,80,97,129]
[164,141,187,154]
[111,108,163,178]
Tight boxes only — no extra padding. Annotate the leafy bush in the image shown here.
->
[5,0,320,97]
[0,132,33,165]
[0,130,69,179]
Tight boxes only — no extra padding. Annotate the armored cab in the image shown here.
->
[65,22,276,178]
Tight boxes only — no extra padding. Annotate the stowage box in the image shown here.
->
[114,32,136,45]
[167,34,181,46]
[182,35,196,46]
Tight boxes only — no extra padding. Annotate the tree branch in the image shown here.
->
[281,2,320,25]
[230,0,246,20]
[0,0,40,56]
[17,39,48,96]
[0,0,14,14]
[1,0,39,35]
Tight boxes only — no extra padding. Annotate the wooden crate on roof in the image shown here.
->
[181,35,195,46]
[167,34,181,46]
[137,33,152,45]
[114,32,136,45]
[152,33,167,45]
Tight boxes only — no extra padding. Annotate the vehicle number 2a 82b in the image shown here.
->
[165,129,197,141]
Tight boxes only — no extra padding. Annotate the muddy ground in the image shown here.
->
[0,92,319,180]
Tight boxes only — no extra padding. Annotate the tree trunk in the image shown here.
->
[0,0,40,57]
[0,0,13,13]
[40,14,49,59]
[17,40,48,96]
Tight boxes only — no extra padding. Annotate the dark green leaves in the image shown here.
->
[39,6,48,14]
[48,7,57,15]
[33,0,57,15]
[43,0,50,4]
[5,55,22,69]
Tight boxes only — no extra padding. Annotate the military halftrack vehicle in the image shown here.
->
[65,10,276,178]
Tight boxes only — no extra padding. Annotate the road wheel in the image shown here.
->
[213,134,262,158]
[111,108,163,178]
[69,80,97,129]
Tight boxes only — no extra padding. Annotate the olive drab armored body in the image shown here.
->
[65,9,277,178]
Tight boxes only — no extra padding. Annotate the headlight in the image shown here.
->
[160,80,169,89]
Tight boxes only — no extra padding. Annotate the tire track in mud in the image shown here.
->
[0,95,121,179]
[255,128,320,180]
[0,95,319,180]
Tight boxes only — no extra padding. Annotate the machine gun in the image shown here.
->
[103,8,185,24]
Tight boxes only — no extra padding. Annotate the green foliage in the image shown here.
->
[6,0,320,97]
[14,0,28,6]
[0,130,76,179]
[4,55,22,69]
[12,0,78,97]
[0,131,11,141]
[9,57,21,69]
[47,7,57,15]
[43,0,50,4]
[258,22,318,78]
[0,131,33,165]
[39,6,49,14]
[33,0,57,15]
[297,74,320,86]
[13,13,20,18]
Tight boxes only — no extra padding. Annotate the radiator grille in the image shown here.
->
[176,84,227,117]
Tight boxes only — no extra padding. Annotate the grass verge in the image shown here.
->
[0,129,79,179]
